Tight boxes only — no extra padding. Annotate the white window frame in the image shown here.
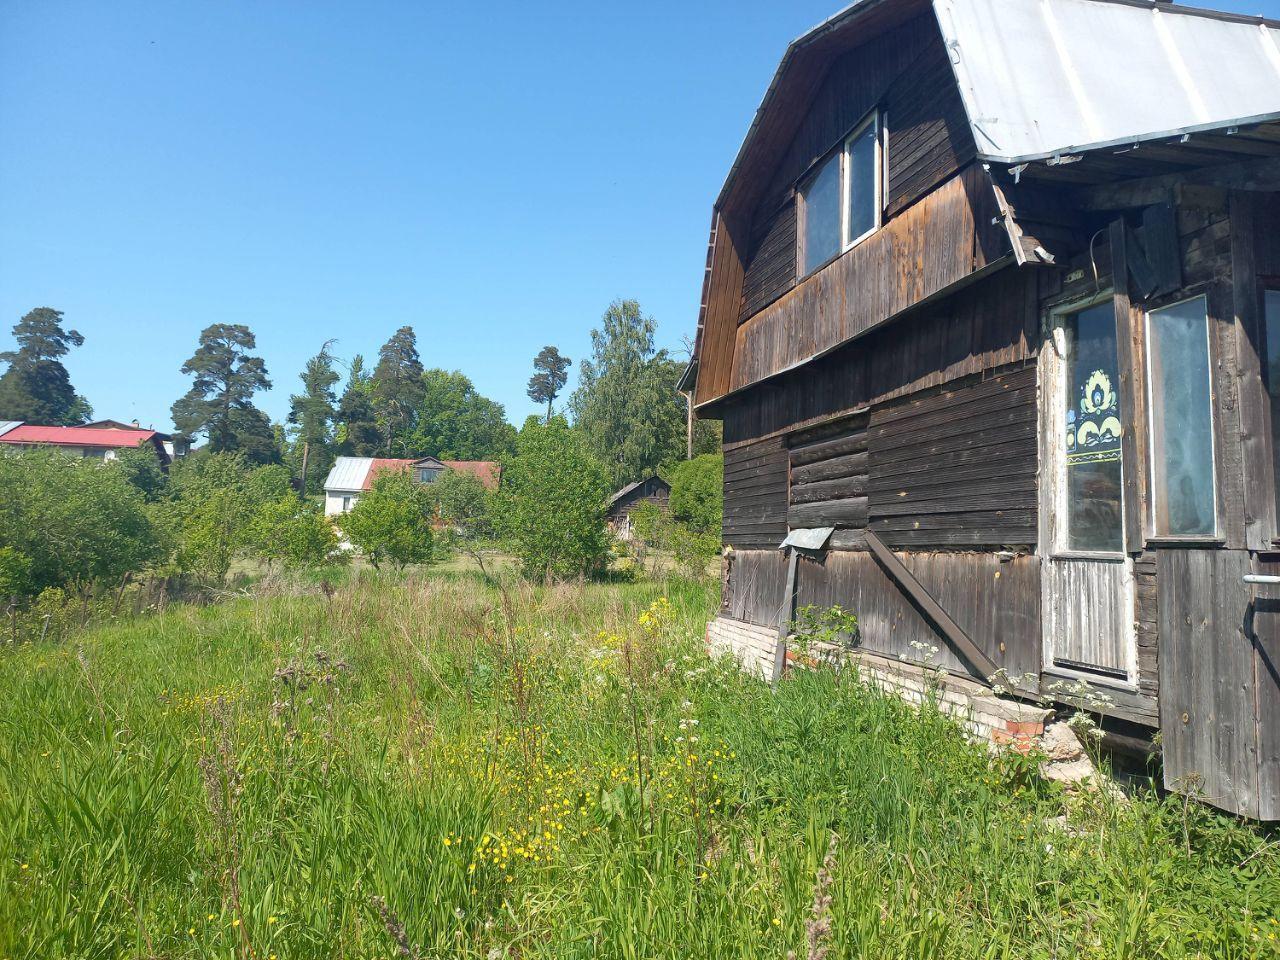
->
[1143,293,1219,540]
[1044,290,1128,560]
[841,110,882,252]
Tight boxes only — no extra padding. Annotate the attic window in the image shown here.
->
[798,111,881,276]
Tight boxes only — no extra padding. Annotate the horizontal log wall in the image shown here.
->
[866,363,1039,548]
[723,436,788,550]
[786,413,870,531]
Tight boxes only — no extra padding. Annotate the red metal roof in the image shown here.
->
[358,457,501,491]
[0,425,157,448]
[443,460,501,490]
[361,458,415,490]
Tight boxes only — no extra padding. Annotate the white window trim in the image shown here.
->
[841,110,882,252]
[1143,293,1219,539]
[1044,290,1127,559]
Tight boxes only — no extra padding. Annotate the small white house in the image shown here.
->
[322,455,501,516]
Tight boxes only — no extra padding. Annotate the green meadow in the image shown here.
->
[2,571,1277,959]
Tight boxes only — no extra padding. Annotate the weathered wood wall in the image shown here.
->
[723,436,788,550]
[731,165,1008,392]
[867,363,1038,548]
[735,21,977,324]
[722,267,1038,445]
[1159,549,1280,820]
[724,548,1041,682]
[786,414,870,533]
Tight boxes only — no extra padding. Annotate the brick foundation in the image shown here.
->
[707,615,1051,746]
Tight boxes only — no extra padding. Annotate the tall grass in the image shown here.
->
[1,570,1276,959]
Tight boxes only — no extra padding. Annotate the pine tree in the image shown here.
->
[526,346,572,423]
[336,355,382,457]
[287,343,340,494]
[0,307,92,424]
[171,323,275,461]
[372,326,424,453]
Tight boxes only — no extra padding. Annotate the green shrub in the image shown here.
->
[339,469,434,569]
[0,450,159,597]
[667,453,723,535]
[492,418,610,579]
[158,453,285,585]
[247,498,344,569]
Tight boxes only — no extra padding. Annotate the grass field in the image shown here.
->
[2,570,1278,959]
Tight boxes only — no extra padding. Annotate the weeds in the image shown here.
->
[0,571,1277,958]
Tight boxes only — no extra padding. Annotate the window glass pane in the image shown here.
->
[1063,301,1124,552]
[846,120,878,243]
[800,151,840,274]
[1148,297,1215,536]
[1265,291,1280,526]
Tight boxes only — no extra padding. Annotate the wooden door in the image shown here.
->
[1040,295,1137,683]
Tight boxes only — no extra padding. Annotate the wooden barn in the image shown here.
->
[607,475,672,540]
[682,0,1280,819]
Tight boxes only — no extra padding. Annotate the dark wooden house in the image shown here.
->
[682,0,1280,819]
[607,475,672,540]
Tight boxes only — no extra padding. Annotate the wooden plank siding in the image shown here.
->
[730,164,1008,393]
[866,363,1039,549]
[723,548,1041,685]
[722,266,1038,445]
[733,21,976,327]
[1159,549,1280,820]
[723,436,789,550]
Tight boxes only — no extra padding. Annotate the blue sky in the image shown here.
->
[1,0,1274,432]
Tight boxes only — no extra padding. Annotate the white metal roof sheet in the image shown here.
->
[936,0,1280,163]
[324,456,372,492]
[0,421,21,438]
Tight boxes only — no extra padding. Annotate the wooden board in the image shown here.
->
[866,363,1038,548]
[728,164,1008,394]
[1159,549,1280,820]
[720,267,1037,445]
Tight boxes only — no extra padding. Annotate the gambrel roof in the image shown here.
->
[685,0,1280,406]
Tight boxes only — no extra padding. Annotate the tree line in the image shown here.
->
[0,299,719,492]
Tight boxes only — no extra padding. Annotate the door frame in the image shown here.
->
[1038,289,1139,687]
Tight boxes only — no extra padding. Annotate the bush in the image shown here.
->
[339,469,434,569]
[430,468,490,535]
[667,453,722,535]
[492,418,610,579]
[247,498,344,569]
[0,450,160,597]
[668,523,720,580]
[158,453,287,585]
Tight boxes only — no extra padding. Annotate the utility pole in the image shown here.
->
[300,441,310,497]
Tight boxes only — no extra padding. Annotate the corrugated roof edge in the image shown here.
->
[975,110,1280,166]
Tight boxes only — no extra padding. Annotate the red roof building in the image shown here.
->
[0,423,171,466]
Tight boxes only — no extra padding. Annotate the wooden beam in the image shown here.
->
[1230,192,1277,550]
[863,529,999,682]
[1110,219,1146,554]
[771,548,799,685]
[1074,156,1280,212]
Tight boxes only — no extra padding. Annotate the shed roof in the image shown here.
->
[324,456,374,493]
[442,460,502,490]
